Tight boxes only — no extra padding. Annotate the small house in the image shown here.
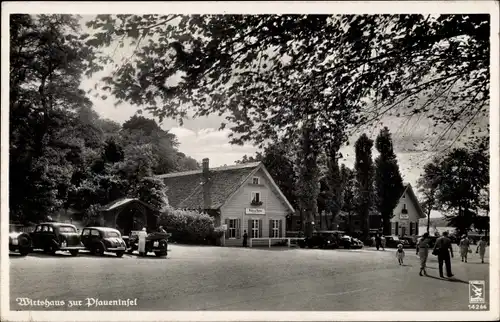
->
[156,159,295,246]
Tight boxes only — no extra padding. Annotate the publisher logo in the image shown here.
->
[469,280,485,304]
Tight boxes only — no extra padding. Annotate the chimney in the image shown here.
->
[202,158,211,211]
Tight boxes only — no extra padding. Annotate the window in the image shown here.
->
[251,192,261,203]
[91,230,100,236]
[403,204,407,210]
[35,225,42,232]
[82,229,90,236]
[228,219,237,238]
[42,226,48,232]
[402,194,406,199]
[252,177,260,185]
[251,220,260,238]
[271,220,280,238]
[59,226,76,233]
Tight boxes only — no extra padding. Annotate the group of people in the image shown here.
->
[415,231,488,279]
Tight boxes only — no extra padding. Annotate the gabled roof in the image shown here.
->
[156,162,295,213]
[401,183,426,219]
[100,198,158,213]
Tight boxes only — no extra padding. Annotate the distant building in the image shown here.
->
[156,159,295,246]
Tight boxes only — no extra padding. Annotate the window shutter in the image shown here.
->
[279,220,283,238]
[225,218,229,239]
[236,219,241,239]
[259,220,263,238]
[269,220,273,238]
[410,222,414,235]
[248,219,252,237]
[415,223,419,236]
[395,222,399,236]
[391,222,395,235]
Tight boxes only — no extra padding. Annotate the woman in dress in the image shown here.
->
[459,235,471,262]
[416,232,431,276]
[476,237,488,263]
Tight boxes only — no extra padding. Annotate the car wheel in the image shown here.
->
[94,243,105,256]
[115,251,124,258]
[46,244,57,255]
[154,251,167,257]
[19,247,30,256]
[69,250,79,256]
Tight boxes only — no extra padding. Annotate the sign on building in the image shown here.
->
[245,208,266,215]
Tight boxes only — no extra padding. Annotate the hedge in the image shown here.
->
[159,208,222,245]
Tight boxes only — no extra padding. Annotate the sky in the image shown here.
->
[77,15,488,218]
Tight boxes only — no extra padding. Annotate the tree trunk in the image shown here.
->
[426,208,431,234]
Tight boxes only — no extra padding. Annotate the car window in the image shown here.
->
[58,226,76,233]
[91,230,100,236]
[82,229,90,236]
[48,226,54,232]
[42,226,48,232]
[106,231,120,238]
[35,225,42,232]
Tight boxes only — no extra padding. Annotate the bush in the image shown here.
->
[159,208,217,244]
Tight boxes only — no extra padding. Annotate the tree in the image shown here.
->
[354,134,374,239]
[374,127,404,235]
[85,14,489,151]
[436,147,489,235]
[340,164,356,232]
[9,14,101,223]
[417,158,443,233]
[295,122,322,237]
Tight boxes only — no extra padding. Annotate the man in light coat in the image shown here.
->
[138,227,148,256]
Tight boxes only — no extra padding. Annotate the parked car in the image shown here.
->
[339,234,364,249]
[81,227,127,257]
[400,236,416,248]
[298,231,340,249]
[383,235,410,248]
[124,230,169,257]
[9,225,32,256]
[30,223,85,256]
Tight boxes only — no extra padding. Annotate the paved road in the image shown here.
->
[9,245,490,311]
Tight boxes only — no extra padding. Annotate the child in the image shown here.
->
[396,243,405,265]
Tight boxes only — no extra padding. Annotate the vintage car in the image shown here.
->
[400,236,417,248]
[339,234,364,249]
[9,225,32,256]
[81,227,127,257]
[384,235,411,248]
[123,230,170,257]
[30,223,85,256]
[297,231,341,249]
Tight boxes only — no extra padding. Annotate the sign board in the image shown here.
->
[245,208,266,215]
[221,224,228,231]
[399,213,409,220]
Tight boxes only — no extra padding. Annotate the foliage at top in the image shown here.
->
[84,14,489,149]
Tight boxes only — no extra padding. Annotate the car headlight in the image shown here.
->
[61,241,67,247]
[12,238,18,245]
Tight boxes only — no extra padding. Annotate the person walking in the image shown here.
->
[242,230,248,247]
[476,237,488,263]
[459,234,471,262]
[433,231,454,278]
[381,235,386,251]
[416,233,431,276]
[375,234,381,250]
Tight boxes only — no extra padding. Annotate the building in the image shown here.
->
[156,159,295,246]
[387,183,426,236]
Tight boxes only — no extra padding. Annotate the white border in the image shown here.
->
[1,1,499,321]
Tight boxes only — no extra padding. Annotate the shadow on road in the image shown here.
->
[424,274,469,284]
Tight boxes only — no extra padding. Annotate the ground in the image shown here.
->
[9,244,490,311]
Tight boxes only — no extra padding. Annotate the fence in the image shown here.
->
[248,237,305,248]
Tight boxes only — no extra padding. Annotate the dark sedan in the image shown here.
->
[30,223,85,256]
[81,227,127,257]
